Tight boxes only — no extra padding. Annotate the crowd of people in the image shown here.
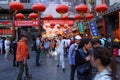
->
[0,33,117,80]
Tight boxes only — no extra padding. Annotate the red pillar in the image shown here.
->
[12,16,15,37]
[102,0,106,3]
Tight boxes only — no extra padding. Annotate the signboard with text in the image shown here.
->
[89,21,99,37]
[14,20,39,26]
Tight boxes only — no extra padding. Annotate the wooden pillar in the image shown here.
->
[102,16,106,37]
[38,13,41,35]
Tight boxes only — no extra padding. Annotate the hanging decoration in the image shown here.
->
[44,15,53,20]
[32,3,46,14]
[85,13,94,21]
[95,3,108,14]
[75,4,88,15]
[56,4,68,17]
[78,22,84,34]
[15,13,25,20]
[9,1,24,14]
[29,13,38,20]
[74,14,82,21]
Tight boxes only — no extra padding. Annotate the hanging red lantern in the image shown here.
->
[68,22,74,27]
[60,23,64,27]
[74,14,82,21]
[9,1,24,11]
[50,23,55,29]
[32,3,46,13]
[61,15,68,20]
[44,15,53,20]
[63,26,67,29]
[56,4,68,15]
[95,4,108,13]
[85,13,94,21]
[57,26,61,30]
[15,13,25,20]
[29,13,38,19]
[75,4,88,14]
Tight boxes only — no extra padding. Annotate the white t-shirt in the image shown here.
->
[94,68,111,80]
[4,39,10,49]
[56,39,65,53]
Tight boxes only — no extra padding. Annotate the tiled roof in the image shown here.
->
[104,2,120,15]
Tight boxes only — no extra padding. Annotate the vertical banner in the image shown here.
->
[78,22,84,34]
[89,21,99,37]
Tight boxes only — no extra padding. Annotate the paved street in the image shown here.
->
[1,51,120,80]
[0,51,75,80]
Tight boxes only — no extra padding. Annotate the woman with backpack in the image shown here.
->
[75,38,92,80]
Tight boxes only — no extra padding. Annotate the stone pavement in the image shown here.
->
[0,51,76,80]
[0,51,120,80]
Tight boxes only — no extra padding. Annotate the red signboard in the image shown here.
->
[43,20,74,24]
[14,20,39,26]
[0,30,12,35]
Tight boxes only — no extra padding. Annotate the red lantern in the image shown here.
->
[61,15,68,20]
[56,4,68,14]
[63,26,67,29]
[60,23,64,26]
[95,4,108,13]
[32,3,46,13]
[15,13,25,20]
[68,22,74,27]
[57,26,61,30]
[85,13,94,21]
[29,13,38,19]
[50,23,55,29]
[44,15,53,20]
[9,1,24,11]
[75,4,88,14]
[74,14,82,20]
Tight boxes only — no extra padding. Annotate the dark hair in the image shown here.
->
[78,38,91,48]
[58,34,62,37]
[91,38,101,45]
[20,33,27,38]
[93,47,117,80]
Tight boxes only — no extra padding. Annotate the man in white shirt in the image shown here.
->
[4,37,11,61]
[56,34,66,72]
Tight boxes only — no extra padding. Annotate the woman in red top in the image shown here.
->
[16,33,31,80]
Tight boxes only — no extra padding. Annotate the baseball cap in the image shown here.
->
[75,35,82,40]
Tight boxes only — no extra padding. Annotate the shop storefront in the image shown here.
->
[103,2,120,57]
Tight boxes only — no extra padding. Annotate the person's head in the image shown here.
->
[91,38,101,48]
[78,38,92,51]
[75,35,82,44]
[20,33,27,41]
[58,34,62,40]
[91,47,111,68]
